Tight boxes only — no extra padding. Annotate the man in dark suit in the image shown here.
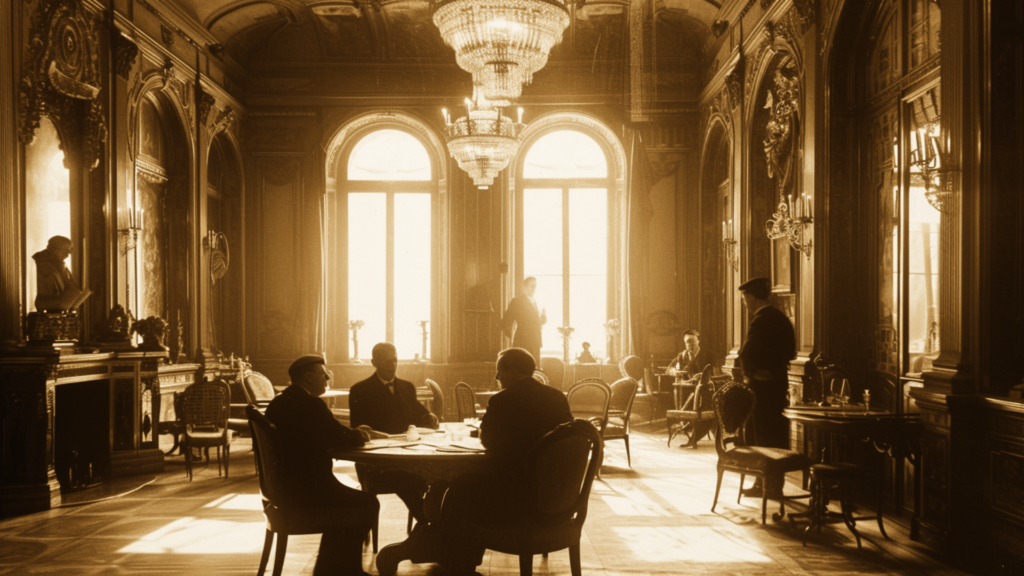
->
[349,342,439,524]
[501,276,547,362]
[265,354,378,576]
[438,348,574,575]
[738,277,797,496]
[671,329,713,381]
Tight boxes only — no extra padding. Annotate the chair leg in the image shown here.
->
[518,554,533,576]
[272,533,288,576]
[737,474,746,504]
[761,493,768,524]
[257,529,274,576]
[372,516,379,553]
[184,439,192,481]
[624,436,631,468]
[711,469,724,513]
[406,511,413,535]
[569,543,582,576]
[224,444,230,478]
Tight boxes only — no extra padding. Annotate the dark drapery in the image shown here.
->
[625,129,654,360]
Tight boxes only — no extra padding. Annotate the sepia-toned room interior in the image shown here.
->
[1,0,1022,574]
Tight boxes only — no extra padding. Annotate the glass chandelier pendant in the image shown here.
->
[432,0,571,105]
[443,94,525,189]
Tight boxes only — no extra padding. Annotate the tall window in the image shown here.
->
[519,130,612,359]
[346,129,432,359]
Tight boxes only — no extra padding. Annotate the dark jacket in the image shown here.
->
[671,348,713,379]
[480,377,573,479]
[738,304,796,386]
[501,295,543,360]
[264,384,366,504]
[349,374,434,434]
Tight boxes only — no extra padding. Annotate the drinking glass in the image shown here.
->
[836,379,850,411]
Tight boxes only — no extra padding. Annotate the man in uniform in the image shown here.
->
[501,277,547,362]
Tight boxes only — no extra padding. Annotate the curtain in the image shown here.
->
[625,129,654,360]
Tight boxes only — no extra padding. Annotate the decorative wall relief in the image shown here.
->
[725,56,745,111]
[763,62,800,199]
[197,87,215,126]
[19,0,107,169]
[112,32,139,82]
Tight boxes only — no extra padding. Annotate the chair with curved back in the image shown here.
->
[710,381,811,524]
[539,357,566,391]
[619,354,664,424]
[453,382,483,421]
[566,379,611,437]
[604,377,638,467]
[228,370,278,436]
[532,370,550,386]
[425,378,445,422]
[246,405,373,576]
[468,419,604,576]
[665,364,718,448]
[181,380,232,481]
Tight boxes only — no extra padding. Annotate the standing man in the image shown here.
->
[438,348,574,574]
[265,354,378,576]
[501,276,547,362]
[349,342,439,523]
[738,277,796,495]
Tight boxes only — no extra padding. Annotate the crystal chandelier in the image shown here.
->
[443,96,525,188]
[910,121,956,213]
[432,0,571,105]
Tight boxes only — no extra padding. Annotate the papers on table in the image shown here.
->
[350,436,486,453]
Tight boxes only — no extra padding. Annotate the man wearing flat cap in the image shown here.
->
[737,278,796,494]
[265,354,378,575]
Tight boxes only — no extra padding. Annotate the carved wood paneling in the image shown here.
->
[991,438,1024,522]
[921,429,950,531]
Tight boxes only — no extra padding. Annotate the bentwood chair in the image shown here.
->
[425,378,445,422]
[532,370,550,386]
[604,377,638,467]
[710,381,811,524]
[665,365,717,448]
[454,382,484,421]
[228,370,277,436]
[619,354,666,424]
[566,379,611,437]
[181,380,232,481]
[468,419,603,576]
[247,406,373,576]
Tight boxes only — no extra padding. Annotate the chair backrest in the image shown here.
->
[532,370,550,386]
[618,355,650,394]
[608,377,639,422]
[243,371,276,403]
[692,365,715,415]
[566,379,611,434]
[712,380,755,456]
[247,405,284,505]
[182,380,230,431]
[539,357,566,390]
[425,378,444,422]
[527,419,604,526]
[453,382,478,422]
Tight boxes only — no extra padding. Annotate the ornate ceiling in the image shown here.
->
[167,0,721,69]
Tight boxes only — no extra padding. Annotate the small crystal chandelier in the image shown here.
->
[910,121,956,213]
[766,192,813,259]
[432,0,571,105]
[443,91,525,189]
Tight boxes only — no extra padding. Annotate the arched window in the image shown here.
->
[344,129,432,359]
[517,129,614,359]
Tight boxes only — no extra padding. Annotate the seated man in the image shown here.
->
[265,354,378,576]
[670,329,713,381]
[438,348,574,575]
[349,342,439,523]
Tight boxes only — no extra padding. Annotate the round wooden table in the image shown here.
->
[332,425,490,575]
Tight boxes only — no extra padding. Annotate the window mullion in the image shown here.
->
[386,191,395,344]
[563,187,570,329]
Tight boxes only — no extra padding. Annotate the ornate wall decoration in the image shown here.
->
[113,32,138,82]
[18,0,107,169]
[763,62,800,197]
[197,87,215,126]
[725,56,745,110]
[160,25,174,48]
[792,0,816,35]
[745,18,801,113]
[211,106,237,137]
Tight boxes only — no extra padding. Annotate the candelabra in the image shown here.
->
[556,326,574,365]
[417,320,429,362]
[348,319,365,363]
[910,121,957,213]
[602,318,619,363]
[722,219,739,271]
[766,193,813,259]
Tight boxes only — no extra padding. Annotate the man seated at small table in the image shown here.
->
[349,342,439,524]
[438,347,574,575]
[670,329,712,381]
[265,354,378,576]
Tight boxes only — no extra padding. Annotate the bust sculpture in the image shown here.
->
[32,235,89,312]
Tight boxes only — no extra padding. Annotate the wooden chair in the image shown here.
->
[228,370,277,436]
[453,382,483,421]
[539,356,566,391]
[425,378,444,422]
[710,381,811,523]
[665,365,717,448]
[566,379,611,437]
[532,370,550,386]
[619,354,665,424]
[604,377,638,467]
[468,419,604,576]
[181,380,232,481]
[246,406,373,576]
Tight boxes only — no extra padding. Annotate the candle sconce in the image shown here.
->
[911,120,957,213]
[722,219,739,272]
[766,193,813,260]
[117,206,144,255]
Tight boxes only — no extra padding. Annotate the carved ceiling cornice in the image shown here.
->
[18,0,107,169]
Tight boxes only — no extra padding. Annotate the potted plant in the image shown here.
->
[131,315,168,351]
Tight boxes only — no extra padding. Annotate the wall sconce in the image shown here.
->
[766,192,813,259]
[911,121,957,213]
[117,204,144,254]
[722,219,738,271]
